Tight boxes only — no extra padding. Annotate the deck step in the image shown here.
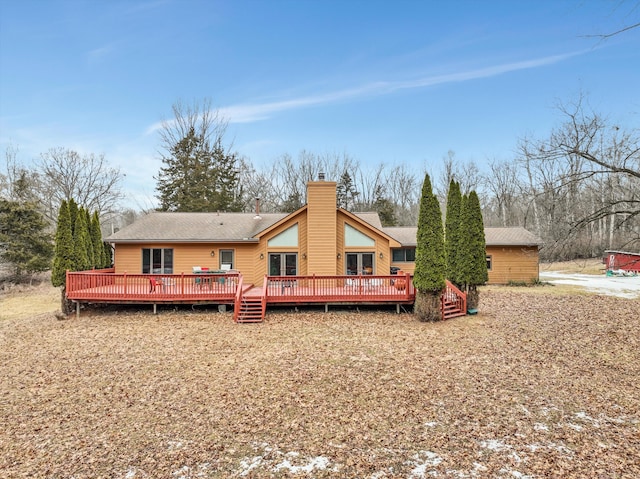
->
[236,297,265,323]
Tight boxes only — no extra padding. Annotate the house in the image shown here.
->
[107,180,541,285]
[65,179,542,320]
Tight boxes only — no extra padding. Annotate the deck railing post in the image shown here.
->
[263,275,269,299]
[123,272,127,298]
[181,272,185,296]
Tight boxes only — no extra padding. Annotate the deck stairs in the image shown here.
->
[441,280,467,320]
[235,294,265,323]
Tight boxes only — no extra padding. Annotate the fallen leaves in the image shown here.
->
[0,292,639,478]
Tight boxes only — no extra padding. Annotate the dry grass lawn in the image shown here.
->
[1,286,638,478]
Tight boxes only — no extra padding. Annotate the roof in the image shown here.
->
[106,212,287,243]
[107,208,390,244]
[484,227,542,246]
[382,227,419,246]
[383,226,542,247]
[604,250,640,257]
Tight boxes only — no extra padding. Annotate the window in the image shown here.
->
[392,248,416,262]
[142,248,173,274]
[344,224,375,247]
[346,252,374,275]
[486,255,492,271]
[220,249,234,269]
[268,224,298,247]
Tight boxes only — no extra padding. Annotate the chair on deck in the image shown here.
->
[149,277,163,292]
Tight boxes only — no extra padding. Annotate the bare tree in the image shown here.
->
[518,96,640,258]
[482,159,524,227]
[35,148,124,224]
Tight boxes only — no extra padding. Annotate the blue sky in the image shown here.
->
[1,0,639,209]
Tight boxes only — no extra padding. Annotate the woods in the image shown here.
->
[1,97,638,282]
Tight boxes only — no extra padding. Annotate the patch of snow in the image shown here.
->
[238,456,264,477]
[533,423,549,432]
[540,271,640,298]
[171,464,210,479]
[505,470,534,479]
[566,423,584,431]
[480,439,511,451]
[124,468,137,479]
[406,451,443,478]
[273,454,332,474]
[424,421,439,427]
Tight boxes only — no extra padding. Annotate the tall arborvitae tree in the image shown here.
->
[52,200,75,315]
[413,173,446,322]
[102,241,113,268]
[52,200,73,287]
[83,207,95,267]
[67,198,78,236]
[90,211,103,268]
[462,190,488,309]
[444,179,462,285]
[73,207,91,272]
[0,199,53,278]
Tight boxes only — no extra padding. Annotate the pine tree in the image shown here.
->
[373,184,397,226]
[156,127,242,212]
[52,200,74,287]
[444,179,462,284]
[413,174,446,322]
[0,199,53,278]
[336,171,359,210]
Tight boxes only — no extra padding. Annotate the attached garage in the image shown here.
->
[485,228,542,284]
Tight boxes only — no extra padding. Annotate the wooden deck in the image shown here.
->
[66,270,416,318]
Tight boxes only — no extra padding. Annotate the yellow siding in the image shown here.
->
[487,246,539,284]
[307,181,337,275]
[390,246,539,284]
[390,262,416,275]
[114,242,258,278]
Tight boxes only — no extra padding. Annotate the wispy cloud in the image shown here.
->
[145,50,585,132]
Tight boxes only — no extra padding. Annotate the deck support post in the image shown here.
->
[325,304,328,313]
[396,304,400,314]
[153,303,157,314]
[76,301,80,318]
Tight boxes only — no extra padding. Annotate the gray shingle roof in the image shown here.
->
[483,227,542,246]
[383,226,542,247]
[106,212,288,242]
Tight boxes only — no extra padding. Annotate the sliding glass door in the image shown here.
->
[345,252,374,275]
[269,253,298,276]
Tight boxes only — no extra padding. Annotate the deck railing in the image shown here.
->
[66,270,241,303]
[442,280,467,317]
[263,273,414,303]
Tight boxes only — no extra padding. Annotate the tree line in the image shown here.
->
[1,95,638,282]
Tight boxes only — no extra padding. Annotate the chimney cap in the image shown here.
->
[318,172,325,180]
